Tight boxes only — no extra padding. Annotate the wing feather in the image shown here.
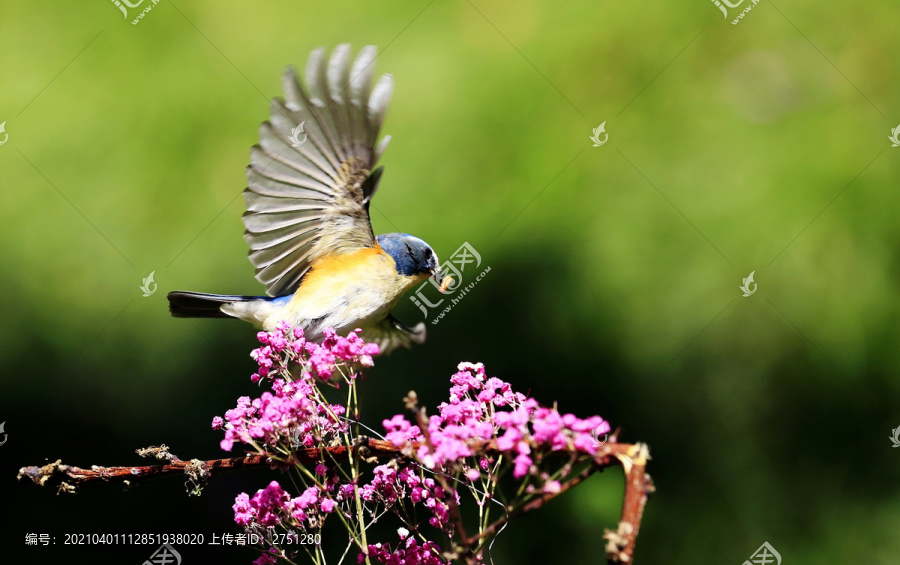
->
[282,66,343,171]
[248,235,318,269]
[244,44,391,296]
[243,209,325,233]
[327,45,352,154]
[244,193,327,214]
[306,48,346,162]
[257,121,337,185]
[246,173,333,200]
[368,75,393,148]
[244,224,320,250]
[268,100,338,172]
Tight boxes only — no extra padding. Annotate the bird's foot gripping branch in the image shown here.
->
[18,322,653,565]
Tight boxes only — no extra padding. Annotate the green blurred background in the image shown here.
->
[2,0,900,563]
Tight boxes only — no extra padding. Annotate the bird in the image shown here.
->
[167,44,452,353]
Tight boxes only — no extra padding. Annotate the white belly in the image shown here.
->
[265,283,400,340]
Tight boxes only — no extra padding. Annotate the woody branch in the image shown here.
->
[17,439,652,563]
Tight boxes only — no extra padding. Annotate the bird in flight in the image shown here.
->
[168,45,451,353]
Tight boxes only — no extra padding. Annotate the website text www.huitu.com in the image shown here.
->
[131,0,160,25]
[431,266,491,325]
[731,0,759,24]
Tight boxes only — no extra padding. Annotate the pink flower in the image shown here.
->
[295,486,318,510]
[496,428,521,452]
[250,481,288,527]
[513,453,532,479]
[306,341,337,379]
[365,537,449,565]
[252,548,279,565]
[332,328,380,366]
[383,415,422,445]
[233,492,255,526]
[543,480,562,494]
[320,498,336,513]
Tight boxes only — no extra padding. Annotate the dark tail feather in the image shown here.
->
[167,291,266,319]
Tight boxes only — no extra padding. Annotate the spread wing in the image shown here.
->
[360,316,426,354]
[243,44,393,297]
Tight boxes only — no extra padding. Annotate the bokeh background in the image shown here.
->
[2,1,900,563]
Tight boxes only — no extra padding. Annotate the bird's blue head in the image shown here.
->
[376,233,447,285]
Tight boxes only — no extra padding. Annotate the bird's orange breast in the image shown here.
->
[301,246,389,283]
[289,244,412,309]
[273,245,428,334]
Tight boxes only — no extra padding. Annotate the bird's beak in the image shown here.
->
[432,268,453,292]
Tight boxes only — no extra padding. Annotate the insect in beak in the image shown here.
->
[432,268,453,292]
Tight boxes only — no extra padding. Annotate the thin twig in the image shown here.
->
[476,463,601,542]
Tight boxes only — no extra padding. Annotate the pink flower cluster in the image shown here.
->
[233,473,455,564]
[364,530,447,565]
[251,321,380,382]
[359,465,453,531]
[214,323,380,452]
[383,362,611,479]
[219,325,614,565]
[214,379,347,452]
[233,479,339,532]
[233,481,288,527]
